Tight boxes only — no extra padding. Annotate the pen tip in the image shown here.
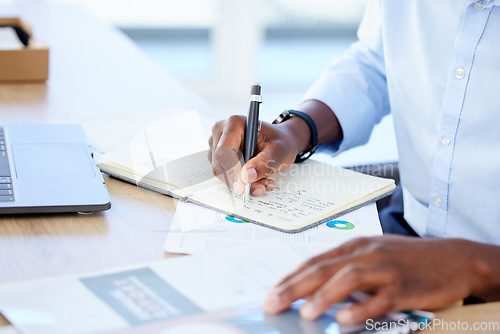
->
[243,184,251,203]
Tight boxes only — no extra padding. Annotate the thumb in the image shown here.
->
[241,149,288,184]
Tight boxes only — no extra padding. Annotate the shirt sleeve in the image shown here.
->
[301,0,390,154]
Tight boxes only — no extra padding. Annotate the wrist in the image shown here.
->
[277,116,311,155]
[461,239,500,300]
[273,110,319,163]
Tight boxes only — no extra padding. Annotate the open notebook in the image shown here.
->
[97,112,395,233]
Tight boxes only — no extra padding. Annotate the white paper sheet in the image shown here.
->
[164,202,382,258]
[0,239,304,334]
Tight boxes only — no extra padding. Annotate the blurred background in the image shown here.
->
[1,0,397,165]
[60,0,368,120]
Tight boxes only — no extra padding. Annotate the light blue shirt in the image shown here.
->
[302,0,500,245]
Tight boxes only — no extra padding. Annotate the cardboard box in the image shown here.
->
[0,18,49,82]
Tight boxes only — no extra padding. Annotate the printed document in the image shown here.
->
[164,202,382,257]
[0,239,304,334]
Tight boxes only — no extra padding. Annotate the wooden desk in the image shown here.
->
[0,3,196,330]
[0,3,498,333]
[425,302,500,333]
[0,2,209,282]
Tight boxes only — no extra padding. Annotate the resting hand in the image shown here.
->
[263,235,498,324]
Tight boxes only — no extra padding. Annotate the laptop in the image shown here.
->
[0,124,111,214]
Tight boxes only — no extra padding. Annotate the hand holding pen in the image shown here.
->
[208,85,308,198]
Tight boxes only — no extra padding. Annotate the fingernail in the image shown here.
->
[266,183,275,191]
[233,182,243,194]
[263,292,281,312]
[244,168,257,183]
[253,188,265,196]
[300,302,317,320]
[337,309,354,324]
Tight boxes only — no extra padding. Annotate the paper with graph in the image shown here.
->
[164,201,382,257]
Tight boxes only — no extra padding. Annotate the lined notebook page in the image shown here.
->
[186,160,394,231]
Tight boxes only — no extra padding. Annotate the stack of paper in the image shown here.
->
[164,201,382,258]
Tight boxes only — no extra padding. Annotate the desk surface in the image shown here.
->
[0,3,199,283]
[0,3,498,333]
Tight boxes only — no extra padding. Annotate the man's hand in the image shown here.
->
[263,236,499,324]
[208,115,306,196]
[208,100,344,196]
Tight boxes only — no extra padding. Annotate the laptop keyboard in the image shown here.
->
[0,128,15,202]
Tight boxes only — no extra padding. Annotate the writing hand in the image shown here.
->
[208,115,304,196]
[208,100,343,196]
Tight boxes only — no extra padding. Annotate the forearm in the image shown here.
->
[279,99,344,153]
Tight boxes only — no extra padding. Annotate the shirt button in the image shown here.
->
[455,68,465,79]
[441,135,451,146]
[475,3,485,10]
[433,197,443,208]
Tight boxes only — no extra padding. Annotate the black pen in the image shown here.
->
[243,83,262,202]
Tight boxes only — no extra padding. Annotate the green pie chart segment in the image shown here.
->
[326,220,355,230]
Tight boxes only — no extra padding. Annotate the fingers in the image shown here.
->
[213,146,244,194]
[238,141,294,197]
[270,238,369,291]
[249,178,275,196]
[241,152,277,185]
[263,237,402,323]
[299,264,399,321]
[209,116,246,192]
[263,254,354,315]
[217,116,245,150]
[336,288,396,325]
[209,117,296,196]
[240,142,292,185]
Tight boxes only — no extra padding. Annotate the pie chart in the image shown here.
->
[326,220,355,230]
[225,215,249,223]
